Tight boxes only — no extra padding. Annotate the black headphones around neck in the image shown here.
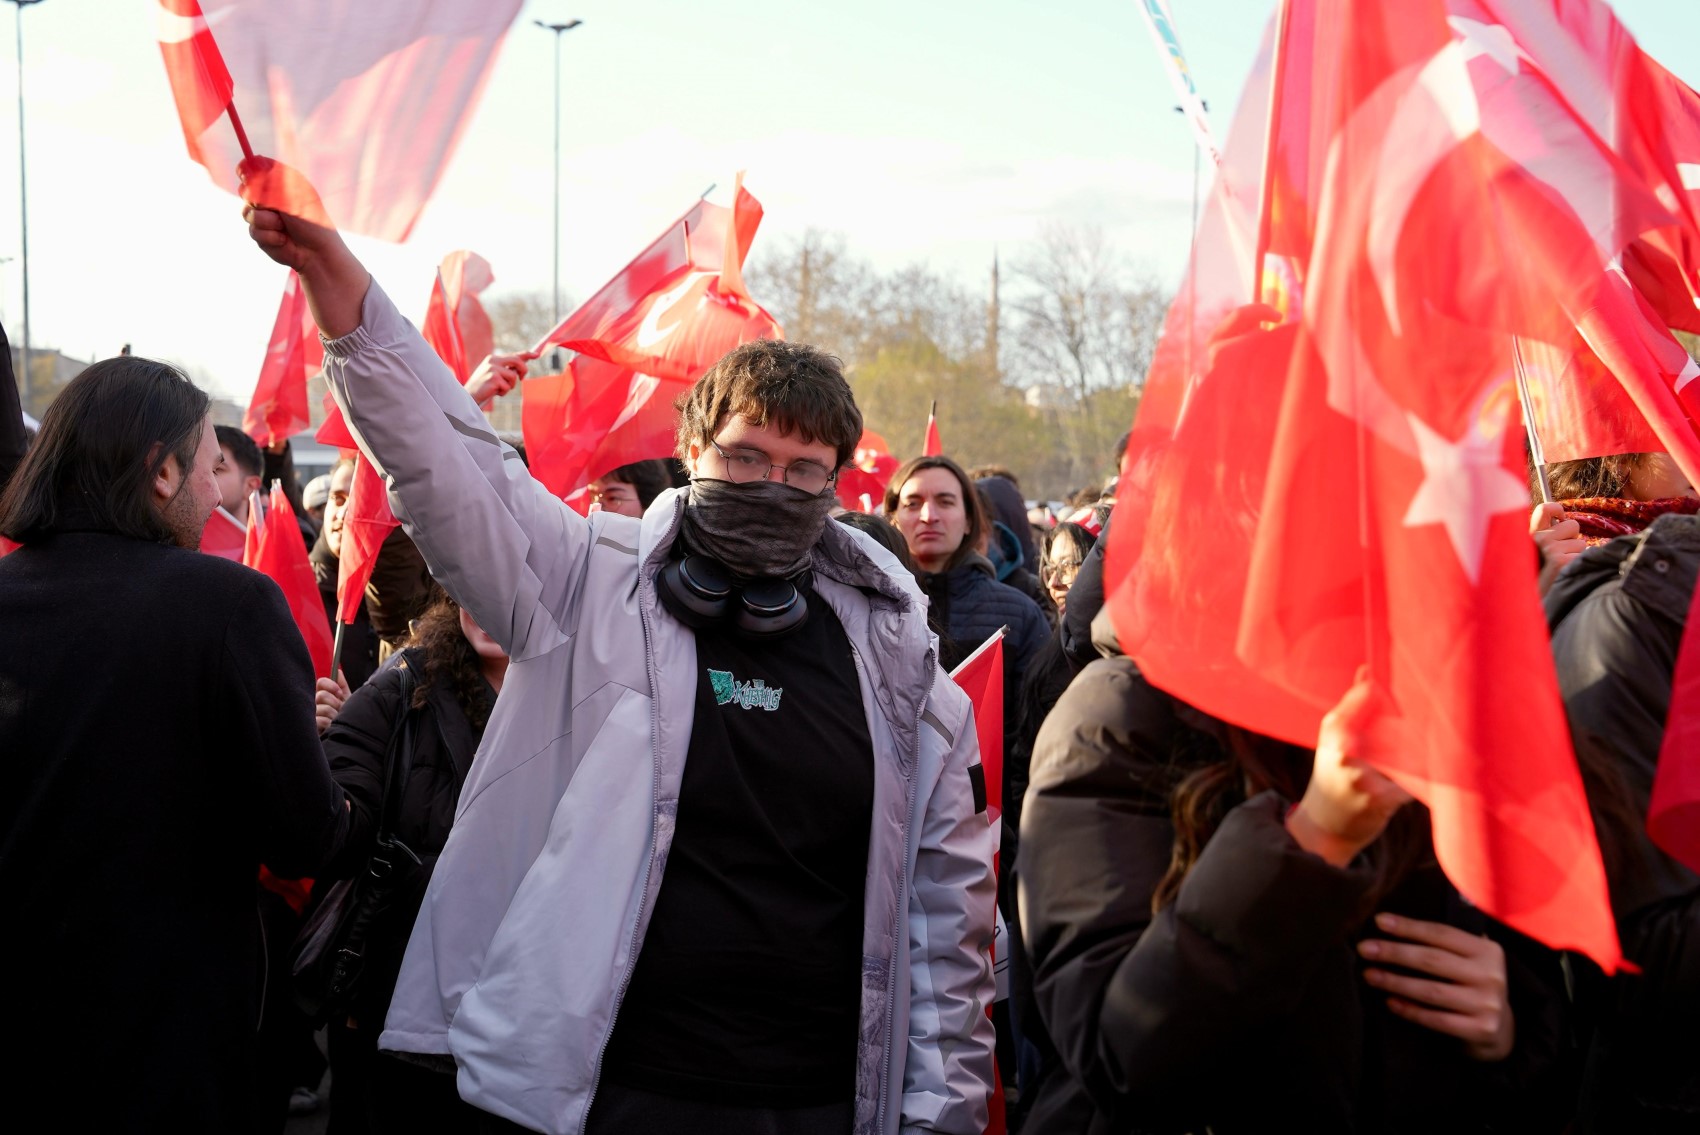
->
[655,553,810,640]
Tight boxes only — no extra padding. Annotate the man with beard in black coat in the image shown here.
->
[0,357,350,1132]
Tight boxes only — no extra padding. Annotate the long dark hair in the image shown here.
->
[407,587,497,733]
[0,357,209,545]
[882,454,990,573]
[1151,719,1431,911]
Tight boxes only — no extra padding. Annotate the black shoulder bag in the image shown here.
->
[292,660,423,1025]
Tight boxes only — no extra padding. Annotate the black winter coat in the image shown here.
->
[919,552,1049,677]
[317,648,488,1031]
[1018,644,1570,1134]
[0,529,349,1131]
[1546,513,1700,1131]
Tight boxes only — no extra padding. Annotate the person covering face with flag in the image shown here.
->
[243,188,995,1135]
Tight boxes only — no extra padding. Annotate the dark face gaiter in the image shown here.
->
[680,477,836,579]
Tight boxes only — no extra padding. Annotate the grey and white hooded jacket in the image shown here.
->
[319,281,997,1135]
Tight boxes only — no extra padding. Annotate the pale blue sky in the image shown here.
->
[0,0,1694,400]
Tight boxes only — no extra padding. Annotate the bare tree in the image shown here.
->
[486,289,566,371]
[1010,223,1130,402]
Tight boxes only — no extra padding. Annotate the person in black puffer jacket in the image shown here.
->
[1018,609,1574,1135]
[1546,512,1700,1133]
[885,454,1048,677]
[311,586,508,1135]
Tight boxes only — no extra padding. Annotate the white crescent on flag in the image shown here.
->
[156,1,230,45]
[607,373,661,435]
[1307,26,1533,582]
[635,271,712,351]
[1366,41,1482,339]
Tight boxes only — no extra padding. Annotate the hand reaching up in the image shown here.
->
[238,156,370,339]
[1286,667,1414,867]
[465,351,537,408]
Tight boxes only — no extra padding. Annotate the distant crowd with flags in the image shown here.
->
[14,0,1700,1133]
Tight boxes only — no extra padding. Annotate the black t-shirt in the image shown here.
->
[600,581,876,1106]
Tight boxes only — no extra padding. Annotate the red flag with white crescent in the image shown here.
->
[154,0,522,241]
[1099,0,1693,971]
[524,178,781,503]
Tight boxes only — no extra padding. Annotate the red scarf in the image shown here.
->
[1559,496,1700,546]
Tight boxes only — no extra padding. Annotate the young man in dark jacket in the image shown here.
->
[0,357,349,1131]
[1546,512,1700,1132]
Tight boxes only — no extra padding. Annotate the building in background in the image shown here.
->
[11,346,91,420]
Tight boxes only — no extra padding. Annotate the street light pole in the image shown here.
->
[534,17,582,336]
[8,0,42,399]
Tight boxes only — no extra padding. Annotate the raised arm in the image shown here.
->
[243,200,590,660]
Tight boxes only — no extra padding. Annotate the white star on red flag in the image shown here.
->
[1401,409,1530,583]
[1447,16,1526,75]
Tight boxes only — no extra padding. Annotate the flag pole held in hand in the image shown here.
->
[330,622,346,684]
[226,100,254,163]
[1512,336,1554,504]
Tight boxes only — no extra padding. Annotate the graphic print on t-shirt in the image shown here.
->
[708,667,784,711]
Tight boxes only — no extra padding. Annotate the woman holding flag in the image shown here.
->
[1019,626,1574,1133]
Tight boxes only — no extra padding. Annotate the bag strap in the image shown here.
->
[373,657,420,849]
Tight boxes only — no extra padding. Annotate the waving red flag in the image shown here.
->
[442,251,496,374]
[243,271,322,449]
[156,0,236,162]
[155,0,522,241]
[1102,0,1677,970]
[524,180,782,502]
[335,456,399,626]
[950,632,1005,823]
[200,506,248,561]
[535,177,779,382]
[523,356,692,507]
[922,402,943,457]
[243,484,334,677]
[422,270,468,382]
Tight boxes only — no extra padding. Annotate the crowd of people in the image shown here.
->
[4,197,1700,1135]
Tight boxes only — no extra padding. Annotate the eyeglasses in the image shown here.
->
[707,439,837,495]
[1043,559,1083,583]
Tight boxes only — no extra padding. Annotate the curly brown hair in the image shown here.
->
[406,587,496,733]
[1542,453,1647,501]
[674,339,863,468]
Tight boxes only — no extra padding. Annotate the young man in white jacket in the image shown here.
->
[245,200,996,1135]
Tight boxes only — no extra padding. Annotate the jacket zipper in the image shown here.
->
[873,641,935,1135]
[581,502,680,1132]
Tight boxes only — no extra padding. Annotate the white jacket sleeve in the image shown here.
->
[320,280,584,661]
[901,680,999,1134]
